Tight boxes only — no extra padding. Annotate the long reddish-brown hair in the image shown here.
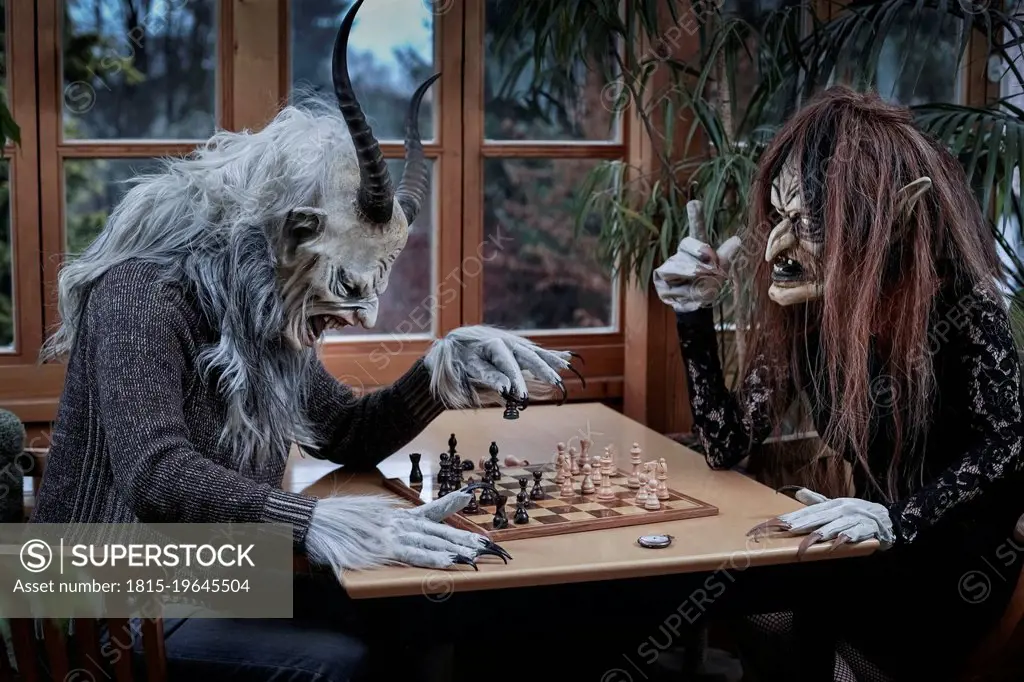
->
[740,85,1003,501]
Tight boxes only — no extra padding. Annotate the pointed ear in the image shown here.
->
[283,207,326,255]
[897,177,931,217]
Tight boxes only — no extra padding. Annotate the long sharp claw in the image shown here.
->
[829,534,851,552]
[775,485,803,498]
[746,518,791,538]
[568,351,585,365]
[452,555,478,571]
[796,532,822,559]
[482,539,512,561]
[567,364,587,389]
[474,547,508,564]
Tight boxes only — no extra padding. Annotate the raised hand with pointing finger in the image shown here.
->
[653,200,743,313]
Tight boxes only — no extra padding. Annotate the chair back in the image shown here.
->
[0,448,167,682]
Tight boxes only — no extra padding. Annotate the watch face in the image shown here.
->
[638,534,673,549]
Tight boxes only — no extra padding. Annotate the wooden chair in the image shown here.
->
[1,447,168,682]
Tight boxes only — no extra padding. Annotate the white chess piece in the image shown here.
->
[560,457,575,496]
[569,446,580,476]
[628,443,642,489]
[554,451,566,484]
[580,437,592,467]
[656,457,670,500]
[591,454,602,484]
[644,478,661,510]
[581,463,595,494]
[597,466,615,501]
[635,472,649,506]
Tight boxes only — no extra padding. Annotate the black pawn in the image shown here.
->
[514,498,529,524]
[503,400,519,419]
[479,465,496,505]
[448,433,458,455]
[530,470,545,500]
[409,453,423,484]
[493,495,509,529]
[452,455,463,486]
[518,477,530,508]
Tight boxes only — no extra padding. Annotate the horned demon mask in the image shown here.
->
[279,0,438,349]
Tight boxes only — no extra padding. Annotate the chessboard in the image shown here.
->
[384,436,719,542]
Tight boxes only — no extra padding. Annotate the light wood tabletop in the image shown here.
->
[290,402,878,599]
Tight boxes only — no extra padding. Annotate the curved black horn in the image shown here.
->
[396,73,440,225]
[333,0,394,224]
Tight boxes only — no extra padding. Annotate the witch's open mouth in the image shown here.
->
[771,256,808,284]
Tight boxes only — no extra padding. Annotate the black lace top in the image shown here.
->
[675,284,1024,549]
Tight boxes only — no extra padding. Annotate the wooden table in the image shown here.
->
[292,402,878,601]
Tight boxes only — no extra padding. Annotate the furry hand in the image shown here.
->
[423,325,582,409]
[749,493,895,557]
[305,486,511,571]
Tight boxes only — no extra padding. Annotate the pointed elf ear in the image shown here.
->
[897,176,931,217]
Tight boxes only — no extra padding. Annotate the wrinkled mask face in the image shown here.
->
[764,158,824,306]
[277,168,409,350]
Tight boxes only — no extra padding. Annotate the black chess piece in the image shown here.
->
[513,498,529,524]
[492,495,509,529]
[448,433,458,455]
[503,400,519,420]
[479,465,496,505]
[489,442,501,480]
[461,460,474,471]
[408,453,423,484]
[463,479,480,514]
[437,452,452,497]
[452,455,463,486]
[518,477,530,508]
[530,470,544,500]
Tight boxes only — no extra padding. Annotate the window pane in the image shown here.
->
[484,0,616,141]
[63,0,218,140]
[0,162,12,350]
[483,158,614,331]
[64,158,164,254]
[290,0,436,142]
[327,158,436,338]
[874,8,963,105]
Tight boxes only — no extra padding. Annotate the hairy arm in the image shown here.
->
[300,358,445,470]
[90,267,319,547]
[887,288,1024,546]
[676,307,791,469]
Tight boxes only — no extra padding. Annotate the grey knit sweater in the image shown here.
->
[31,261,446,549]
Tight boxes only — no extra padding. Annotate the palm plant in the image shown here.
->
[497,0,1024,370]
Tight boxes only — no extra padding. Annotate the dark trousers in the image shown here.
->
[143,572,381,682]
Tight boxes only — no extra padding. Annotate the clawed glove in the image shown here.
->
[749,490,895,557]
[653,200,742,313]
[423,325,583,409]
[305,485,511,571]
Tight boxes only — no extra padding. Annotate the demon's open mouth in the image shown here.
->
[305,312,356,345]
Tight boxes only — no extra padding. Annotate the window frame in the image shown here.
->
[0,0,996,426]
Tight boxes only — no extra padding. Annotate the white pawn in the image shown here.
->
[635,472,649,506]
[591,454,602,484]
[569,446,580,476]
[554,451,566,484]
[581,463,595,494]
[644,477,661,510]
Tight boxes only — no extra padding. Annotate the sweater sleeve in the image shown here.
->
[299,357,446,470]
[886,287,1024,546]
[88,267,318,547]
[676,307,793,469]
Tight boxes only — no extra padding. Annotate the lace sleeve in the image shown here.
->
[676,307,791,469]
[887,287,1024,546]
